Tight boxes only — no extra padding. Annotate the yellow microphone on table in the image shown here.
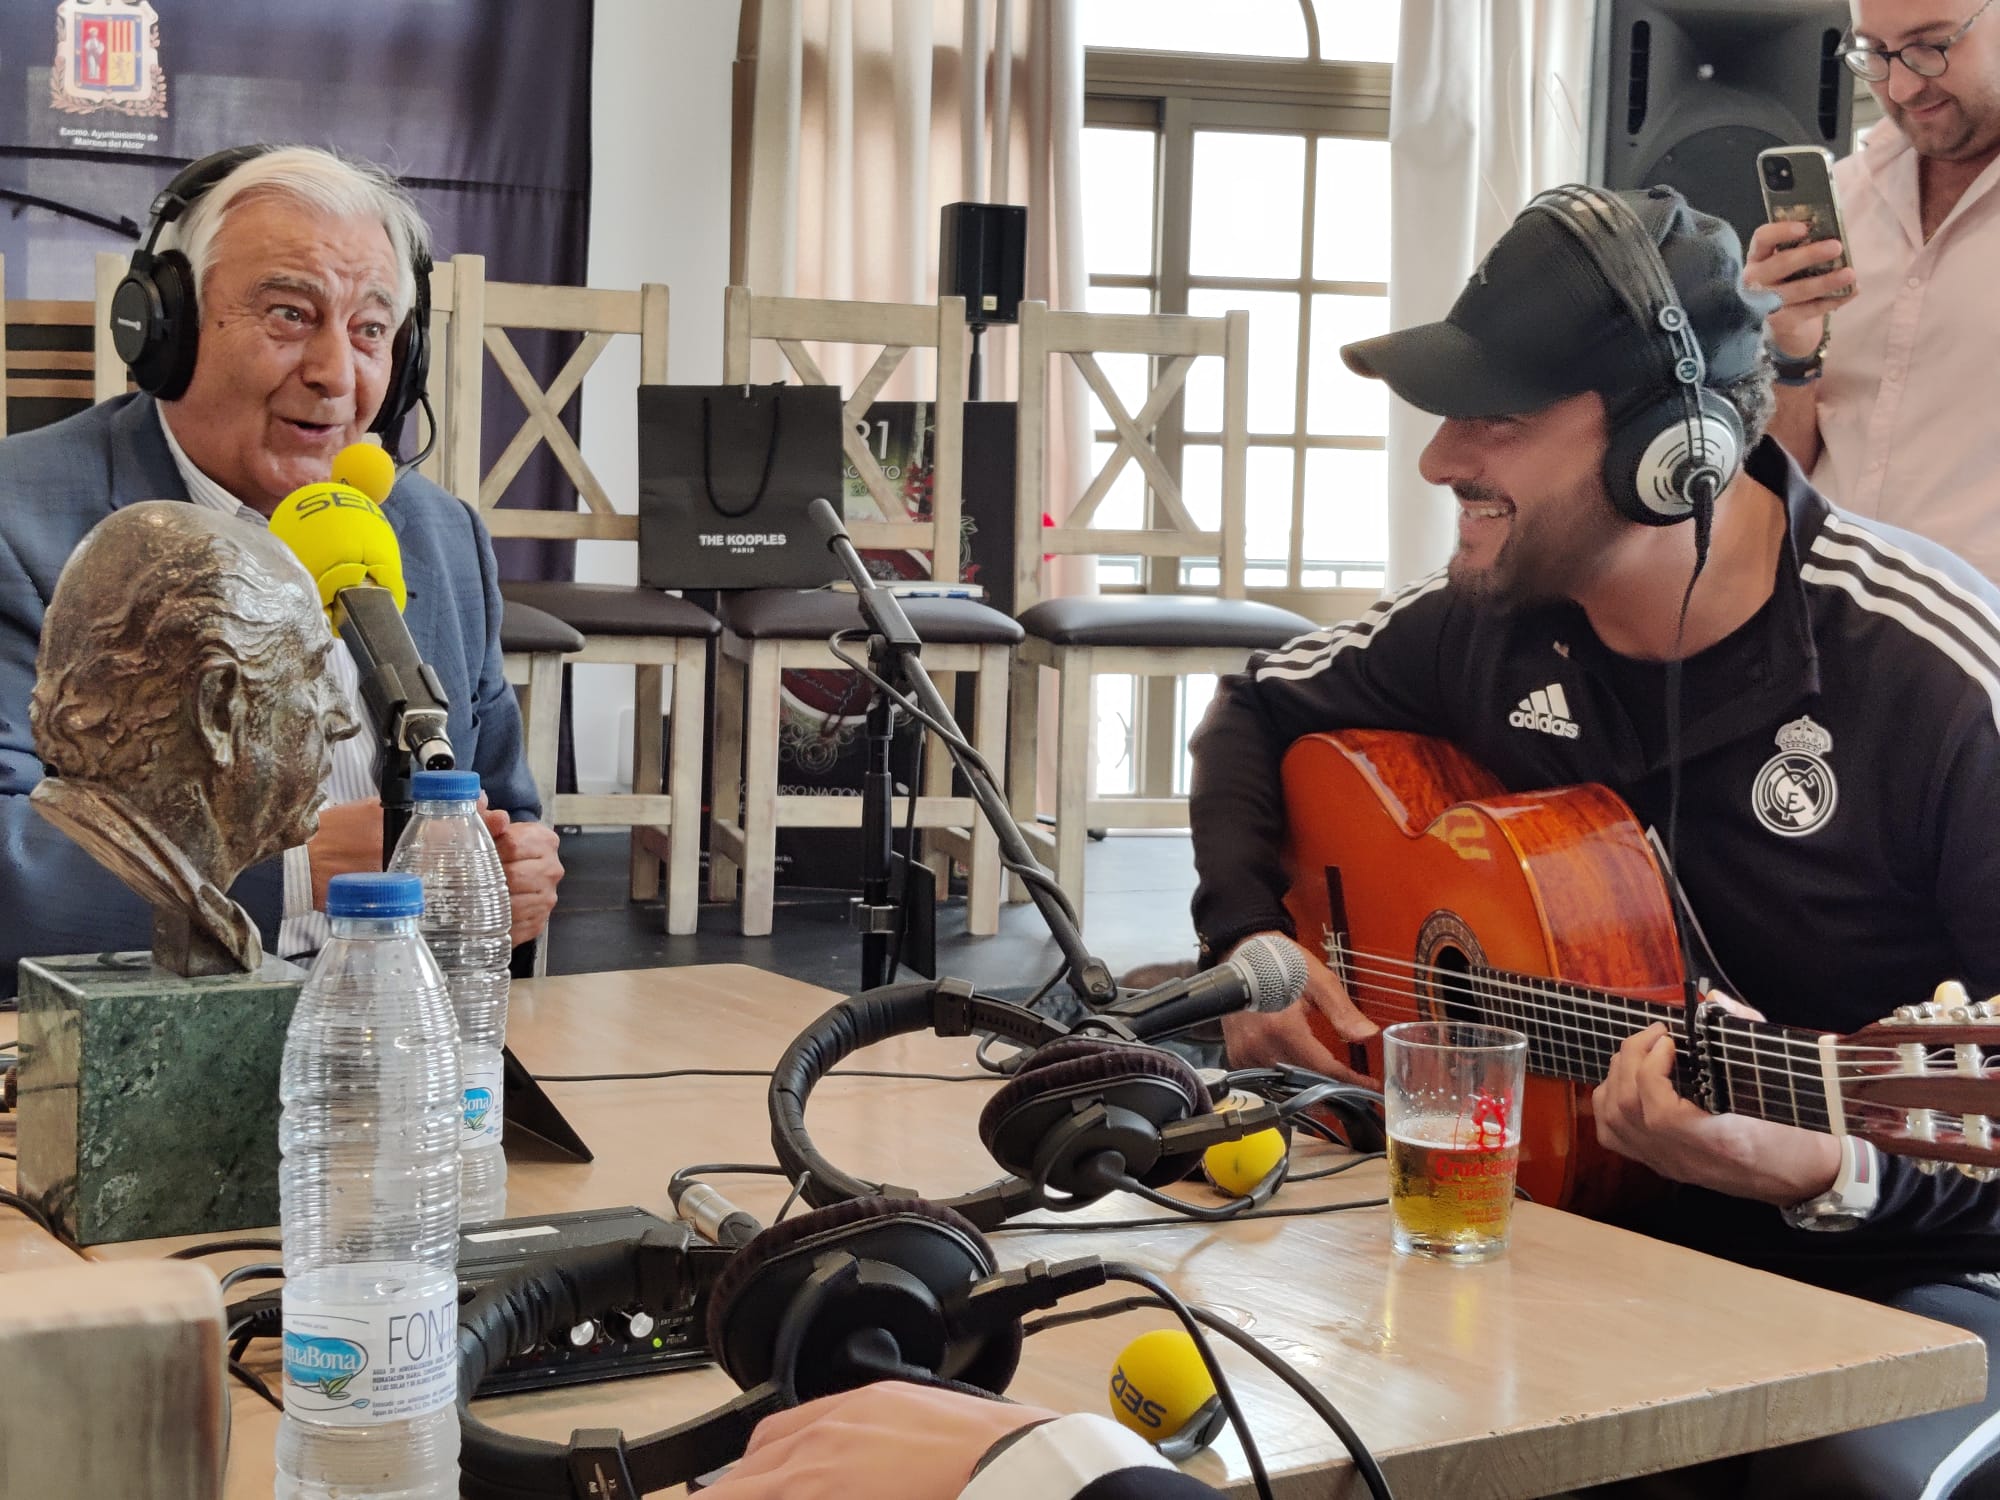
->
[1109,1328,1227,1460]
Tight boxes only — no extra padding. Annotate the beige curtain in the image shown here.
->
[732,0,1091,586]
[1384,0,1593,585]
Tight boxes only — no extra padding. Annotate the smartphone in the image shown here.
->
[1757,145,1852,284]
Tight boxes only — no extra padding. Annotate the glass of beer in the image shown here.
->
[1384,1021,1527,1263]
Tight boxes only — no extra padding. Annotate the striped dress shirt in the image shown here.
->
[156,408,374,958]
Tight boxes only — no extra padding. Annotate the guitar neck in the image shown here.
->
[1466,967,1842,1135]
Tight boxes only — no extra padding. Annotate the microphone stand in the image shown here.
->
[338,596,594,1164]
[338,587,455,859]
[810,499,1115,1004]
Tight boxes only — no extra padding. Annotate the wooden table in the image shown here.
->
[1,966,1986,1498]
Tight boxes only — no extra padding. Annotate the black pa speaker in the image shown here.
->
[939,202,1028,326]
[1589,1,1854,251]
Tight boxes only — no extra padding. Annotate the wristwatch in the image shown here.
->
[1780,1135,1881,1231]
[1770,320,1832,386]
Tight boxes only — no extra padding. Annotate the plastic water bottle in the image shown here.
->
[389,769,512,1224]
[277,872,461,1500]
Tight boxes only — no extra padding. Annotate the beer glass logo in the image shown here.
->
[1467,1089,1512,1149]
[463,1086,495,1131]
[284,1332,369,1404]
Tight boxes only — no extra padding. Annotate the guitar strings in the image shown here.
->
[1335,963,1921,1092]
[1318,952,1979,1130]
[1322,949,1993,1134]
[1329,946,1912,1067]
[1329,951,1898,1069]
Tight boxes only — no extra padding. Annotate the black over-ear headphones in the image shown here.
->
[109,144,432,442]
[455,1198,1094,1499]
[767,980,1380,1229]
[1521,184,1744,528]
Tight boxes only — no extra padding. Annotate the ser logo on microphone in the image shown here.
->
[289,487,389,523]
[1110,1366,1171,1430]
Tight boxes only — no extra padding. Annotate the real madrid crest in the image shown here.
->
[1752,715,1837,838]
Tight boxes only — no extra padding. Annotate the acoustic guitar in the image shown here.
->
[1280,729,2000,1214]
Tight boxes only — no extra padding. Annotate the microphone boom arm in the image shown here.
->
[808,498,1115,1004]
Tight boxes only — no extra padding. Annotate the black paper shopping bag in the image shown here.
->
[637,383,844,589]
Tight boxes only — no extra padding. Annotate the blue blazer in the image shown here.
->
[0,393,540,996]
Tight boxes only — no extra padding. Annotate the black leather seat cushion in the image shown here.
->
[498,599,585,655]
[1018,595,1316,649]
[717,588,1025,645]
[501,582,720,638]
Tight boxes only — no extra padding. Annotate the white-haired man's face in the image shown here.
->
[165,194,402,515]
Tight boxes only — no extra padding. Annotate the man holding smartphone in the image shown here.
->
[1746,0,2000,582]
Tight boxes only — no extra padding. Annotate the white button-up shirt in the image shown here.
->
[156,407,374,959]
[1816,120,2000,582]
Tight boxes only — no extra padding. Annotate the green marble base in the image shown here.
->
[16,951,303,1246]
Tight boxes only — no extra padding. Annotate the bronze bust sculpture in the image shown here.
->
[28,502,359,976]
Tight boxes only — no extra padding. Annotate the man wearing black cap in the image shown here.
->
[1187,184,2000,1495]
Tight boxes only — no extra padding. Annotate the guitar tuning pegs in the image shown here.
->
[1957,1164,2000,1183]
[1917,1158,1945,1176]
[1935,980,1972,1010]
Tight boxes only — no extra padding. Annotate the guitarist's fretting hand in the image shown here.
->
[1219,931,1381,1087]
[1593,996,1842,1209]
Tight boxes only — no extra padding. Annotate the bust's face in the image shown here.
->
[223,617,363,862]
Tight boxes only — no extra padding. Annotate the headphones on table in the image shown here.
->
[109,144,432,448]
[454,1197,1102,1499]
[456,1190,1396,1500]
[767,979,1383,1230]
[1520,184,1744,530]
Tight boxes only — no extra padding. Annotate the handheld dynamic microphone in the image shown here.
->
[269,479,453,772]
[669,1179,763,1250]
[1095,934,1308,1041]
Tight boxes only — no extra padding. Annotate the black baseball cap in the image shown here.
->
[1341,185,1775,419]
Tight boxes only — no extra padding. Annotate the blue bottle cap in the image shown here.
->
[326,871,425,918]
[411,769,481,802]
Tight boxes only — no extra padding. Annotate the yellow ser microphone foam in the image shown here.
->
[1108,1328,1224,1458]
[330,440,397,506]
[268,481,407,629]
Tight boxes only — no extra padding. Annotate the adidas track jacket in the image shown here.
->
[1187,438,2000,1278]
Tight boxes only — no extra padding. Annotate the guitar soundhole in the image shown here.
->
[1415,910,1488,1026]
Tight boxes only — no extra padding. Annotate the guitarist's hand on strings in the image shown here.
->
[1593,996,1842,1209]
[1219,931,1380,1087]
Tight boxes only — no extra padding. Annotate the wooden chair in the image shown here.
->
[2,260,96,438]
[436,255,717,937]
[421,256,581,868]
[1007,301,1315,928]
[707,287,1021,938]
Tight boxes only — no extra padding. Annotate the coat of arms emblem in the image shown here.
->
[51,0,167,118]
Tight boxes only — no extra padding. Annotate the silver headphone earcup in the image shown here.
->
[1629,406,1742,521]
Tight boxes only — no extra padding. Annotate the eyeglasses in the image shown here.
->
[1842,0,1995,80]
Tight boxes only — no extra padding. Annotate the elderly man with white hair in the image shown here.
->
[0,144,562,996]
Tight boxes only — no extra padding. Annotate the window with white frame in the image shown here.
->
[1079,0,1397,800]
